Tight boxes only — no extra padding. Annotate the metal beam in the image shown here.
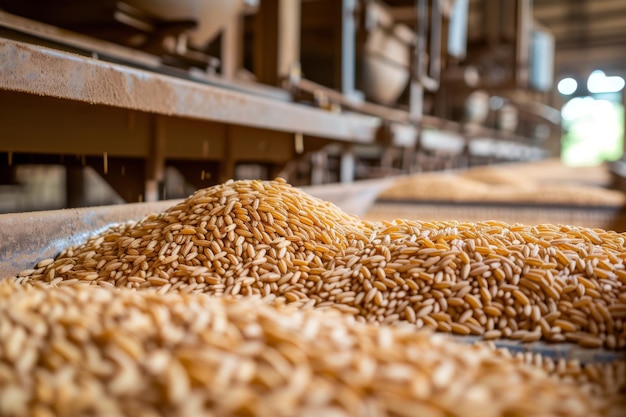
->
[533,0,625,20]
[0,10,160,69]
[537,7,626,25]
[0,38,380,144]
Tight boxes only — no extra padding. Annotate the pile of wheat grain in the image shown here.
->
[0,281,623,417]
[11,179,626,349]
[379,168,626,206]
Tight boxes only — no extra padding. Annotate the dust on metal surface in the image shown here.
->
[0,10,161,69]
[0,38,380,143]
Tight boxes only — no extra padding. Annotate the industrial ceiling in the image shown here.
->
[386,0,626,79]
[533,0,626,78]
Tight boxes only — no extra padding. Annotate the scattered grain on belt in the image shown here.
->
[0,281,623,417]
[12,179,626,349]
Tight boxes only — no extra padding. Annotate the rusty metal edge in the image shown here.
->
[0,200,179,279]
[0,10,160,69]
[0,38,383,143]
[449,334,624,364]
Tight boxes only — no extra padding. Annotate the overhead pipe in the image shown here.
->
[410,0,442,122]
[414,0,442,92]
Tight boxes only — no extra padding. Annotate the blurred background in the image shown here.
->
[0,0,625,226]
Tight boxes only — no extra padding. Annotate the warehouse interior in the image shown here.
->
[1,1,626,416]
[0,0,624,215]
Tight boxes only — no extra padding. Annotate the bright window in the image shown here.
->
[561,95,624,166]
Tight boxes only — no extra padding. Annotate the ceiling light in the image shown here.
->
[557,77,577,95]
[587,70,625,94]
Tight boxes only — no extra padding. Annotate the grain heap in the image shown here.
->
[0,281,623,417]
[12,179,626,349]
[379,163,626,206]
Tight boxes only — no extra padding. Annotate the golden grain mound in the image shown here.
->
[379,166,626,206]
[13,179,626,349]
[0,281,623,417]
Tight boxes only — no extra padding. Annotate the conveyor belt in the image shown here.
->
[451,335,624,364]
[366,199,626,232]
[369,160,626,231]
